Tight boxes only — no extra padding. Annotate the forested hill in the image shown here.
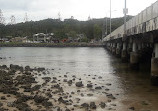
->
[0,16,133,40]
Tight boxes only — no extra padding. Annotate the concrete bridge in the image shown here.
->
[103,1,158,85]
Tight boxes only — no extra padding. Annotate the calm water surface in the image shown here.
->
[0,47,158,110]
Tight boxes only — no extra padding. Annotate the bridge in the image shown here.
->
[103,1,158,85]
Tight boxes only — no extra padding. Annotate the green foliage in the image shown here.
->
[93,24,102,40]
[0,16,133,40]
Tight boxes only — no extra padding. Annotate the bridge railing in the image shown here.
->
[104,0,158,41]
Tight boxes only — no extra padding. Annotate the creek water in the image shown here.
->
[0,47,158,111]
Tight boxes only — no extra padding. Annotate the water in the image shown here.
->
[0,47,158,110]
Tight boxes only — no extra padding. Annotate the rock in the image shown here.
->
[7,102,14,107]
[129,107,135,110]
[75,81,83,87]
[58,97,70,105]
[34,95,48,103]
[67,80,72,85]
[1,96,6,100]
[106,94,116,99]
[81,103,89,108]
[42,100,53,108]
[53,77,57,80]
[81,93,84,97]
[141,101,149,105]
[65,109,70,111]
[105,88,109,91]
[15,102,33,111]
[25,66,31,71]
[42,77,51,82]
[87,84,93,88]
[46,92,52,98]
[0,65,7,69]
[63,79,67,82]
[16,95,33,103]
[64,75,67,78]
[90,102,96,109]
[87,94,93,96]
[10,64,23,71]
[31,85,41,91]
[100,102,106,108]
[0,102,3,107]
[37,67,45,72]
[106,83,112,86]
[95,86,102,90]
[51,80,57,83]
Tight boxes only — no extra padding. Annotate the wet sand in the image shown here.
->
[0,64,158,111]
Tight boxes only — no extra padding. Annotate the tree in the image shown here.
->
[93,24,102,41]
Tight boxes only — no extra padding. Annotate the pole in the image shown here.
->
[106,16,107,36]
[110,0,111,38]
[124,0,127,37]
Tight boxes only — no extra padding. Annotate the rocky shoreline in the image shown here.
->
[0,64,118,111]
[0,43,103,47]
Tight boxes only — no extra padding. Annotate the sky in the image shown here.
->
[0,0,157,23]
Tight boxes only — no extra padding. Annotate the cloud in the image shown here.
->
[0,0,30,11]
[0,0,157,23]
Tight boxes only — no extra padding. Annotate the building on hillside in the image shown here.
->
[10,37,28,43]
[33,33,59,43]
[67,34,87,42]
[33,33,46,43]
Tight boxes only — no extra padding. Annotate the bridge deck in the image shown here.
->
[104,0,158,41]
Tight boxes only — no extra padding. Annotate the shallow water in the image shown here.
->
[0,47,158,111]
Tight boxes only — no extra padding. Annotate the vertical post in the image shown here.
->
[116,42,121,57]
[132,42,137,52]
[151,43,158,85]
[155,44,158,58]
[130,41,139,70]
[110,0,111,38]
[124,0,127,36]
[106,16,108,36]
[121,42,128,62]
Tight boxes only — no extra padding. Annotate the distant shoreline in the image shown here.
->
[0,42,104,47]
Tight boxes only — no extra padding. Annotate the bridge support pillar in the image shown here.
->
[151,43,158,85]
[107,43,110,51]
[121,42,128,62]
[112,43,116,54]
[109,43,113,52]
[130,42,139,70]
[116,43,121,57]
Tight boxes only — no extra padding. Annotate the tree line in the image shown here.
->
[0,16,133,41]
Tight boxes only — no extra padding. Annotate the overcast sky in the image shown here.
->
[0,0,157,23]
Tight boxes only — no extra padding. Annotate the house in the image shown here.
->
[10,37,28,43]
[33,33,59,43]
[33,33,46,43]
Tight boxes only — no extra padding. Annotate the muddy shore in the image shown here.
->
[0,43,103,47]
[0,64,120,111]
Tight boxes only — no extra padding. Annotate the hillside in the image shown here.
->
[0,16,133,41]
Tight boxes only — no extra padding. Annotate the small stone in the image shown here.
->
[90,102,96,109]
[95,86,102,90]
[129,107,135,110]
[87,84,93,88]
[87,94,93,96]
[81,103,89,108]
[1,96,6,100]
[75,81,83,87]
[100,102,106,108]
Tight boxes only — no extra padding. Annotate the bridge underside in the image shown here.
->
[104,30,158,85]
